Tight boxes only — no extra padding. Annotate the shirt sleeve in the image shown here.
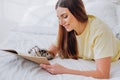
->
[93,22,114,59]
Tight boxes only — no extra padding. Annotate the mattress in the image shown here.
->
[0,31,120,80]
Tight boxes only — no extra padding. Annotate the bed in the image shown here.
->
[0,0,120,80]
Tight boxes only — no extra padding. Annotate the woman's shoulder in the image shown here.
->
[87,14,105,25]
[88,15,110,29]
[87,14,113,35]
[87,14,101,28]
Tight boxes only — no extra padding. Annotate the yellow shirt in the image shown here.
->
[76,15,120,62]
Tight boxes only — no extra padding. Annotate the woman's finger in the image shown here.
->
[40,64,52,69]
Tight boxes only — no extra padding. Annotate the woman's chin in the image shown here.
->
[66,29,72,32]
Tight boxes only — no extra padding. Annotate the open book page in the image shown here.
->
[1,49,50,65]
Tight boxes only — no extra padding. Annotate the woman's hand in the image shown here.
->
[40,63,68,74]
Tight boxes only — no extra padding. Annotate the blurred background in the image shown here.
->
[0,0,120,45]
[0,0,58,44]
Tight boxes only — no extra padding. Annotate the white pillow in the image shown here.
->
[82,0,95,5]
[17,5,58,35]
[96,0,120,4]
[115,25,120,40]
[113,5,120,39]
[12,26,58,35]
[19,5,57,27]
[85,1,118,30]
[0,23,11,45]
[117,5,120,26]
[46,0,58,6]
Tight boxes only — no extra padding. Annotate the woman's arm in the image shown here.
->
[64,57,111,79]
[47,44,58,56]
[40,57,111,79]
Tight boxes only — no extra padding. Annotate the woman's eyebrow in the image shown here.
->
[57,13,66,18]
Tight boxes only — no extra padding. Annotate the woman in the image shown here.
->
[40,0,120,79]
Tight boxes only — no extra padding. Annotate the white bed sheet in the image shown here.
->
[0,31,120,80]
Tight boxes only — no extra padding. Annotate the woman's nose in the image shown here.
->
[59,19,65,25]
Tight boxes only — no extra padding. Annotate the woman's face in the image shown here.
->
[56,7,80,32]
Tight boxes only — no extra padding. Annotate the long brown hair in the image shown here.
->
[55,0,88,59]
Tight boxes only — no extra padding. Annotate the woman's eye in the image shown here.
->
[63,15,68,18]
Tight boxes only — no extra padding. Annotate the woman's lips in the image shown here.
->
[64,24,69,29]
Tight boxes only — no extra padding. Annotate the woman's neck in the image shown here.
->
[75,21,88,35]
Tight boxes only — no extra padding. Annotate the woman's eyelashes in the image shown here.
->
[63,15,68,19]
